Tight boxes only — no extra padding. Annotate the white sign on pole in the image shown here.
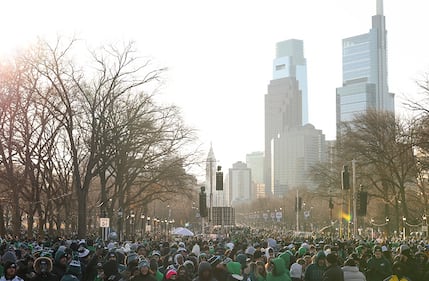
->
[100,218,110,228]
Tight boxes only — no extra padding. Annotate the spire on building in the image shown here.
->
[377,0,383,15]
[207,143,216,161]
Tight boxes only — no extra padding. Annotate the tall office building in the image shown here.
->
[273,39,309,125]
[264,77,302,195]
[228,161,252,206]
[264,39,325,196]
[336,0,394,137]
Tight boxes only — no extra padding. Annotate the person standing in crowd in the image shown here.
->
[266,258,291,281]
[192,261,217,281]
[31,256,57,281]
[382,262,411,281]
[53,249,69,281]
[132,260,156,281]
[304,251,326,281]
[397,245,417,281]
[366,246,391,281]
[342,259,366,281]
[0,262,23,281]
[290,258,305,281]
[322,253,343,281]
[60,259,81,281]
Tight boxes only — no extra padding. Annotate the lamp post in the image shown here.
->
[147,216,151,234]
[385,217,390,237]
[118,208,123,241]
[130,212,135,241]
[423,214,427,237]
[370,218,375,239]
[402,217,407,240]
[140,214,145,239]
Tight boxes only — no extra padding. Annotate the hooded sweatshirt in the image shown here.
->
[52,249,67,280]
[304,251,326,281]
[192,262,217,281]
[278,252,292,277]
[266,258,291,281]
[341,266,366,281]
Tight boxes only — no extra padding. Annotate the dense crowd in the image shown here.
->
[0,231,428,281]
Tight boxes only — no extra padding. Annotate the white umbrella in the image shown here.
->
[172,227,194,236]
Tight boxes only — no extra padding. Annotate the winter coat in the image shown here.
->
[304,252,326,281]
[60,274,79,281]
[130,274,156,281]
[266,258,291,281]
[31,273,58,281]
[191,262,217,281]
[366,257,391,281]
[0,277,23,281]
[321,265,344,281]
[278,252,292,278]
[52,250,67,281]
[342,266,366,281]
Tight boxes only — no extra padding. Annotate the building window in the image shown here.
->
[276,64,285,71]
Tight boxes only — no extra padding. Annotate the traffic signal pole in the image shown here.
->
[352,159,357,237]
[296,189,299,232]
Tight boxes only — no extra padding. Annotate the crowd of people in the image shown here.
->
[0,229,428,281]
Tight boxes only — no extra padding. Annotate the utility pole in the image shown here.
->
[209,159,213,230]
[352,159,357,237]
[296,189,299,232]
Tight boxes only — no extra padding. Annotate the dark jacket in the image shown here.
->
[305,252,326,281]
[191,262,217,281]
[52,250,67,281]
[322,265,344,281]
[366,256,392,281]
[31,257,58,281]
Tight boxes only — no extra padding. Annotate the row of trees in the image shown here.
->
[312,89,429,233]
[0,38,198,239]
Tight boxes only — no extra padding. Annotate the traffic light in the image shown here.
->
[342,165,350,190]
[199,186,208,217]
[216,166,223,190]
[357,191,368,216]
[295,197,302,212]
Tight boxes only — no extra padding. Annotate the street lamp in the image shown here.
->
[130,212,136,241]
[140,214,145,239]
[423,214,427,237]
[402,217,407,240]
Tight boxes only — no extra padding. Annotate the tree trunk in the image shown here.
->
[12,185,21,238]
[77,188,88,238]
[0,206,5,236]
[27,214,34,239]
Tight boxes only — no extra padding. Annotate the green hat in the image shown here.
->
[227,262,243,281]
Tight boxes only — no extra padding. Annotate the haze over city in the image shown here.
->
[1,0,429,174]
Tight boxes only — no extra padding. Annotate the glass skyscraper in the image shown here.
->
[336,0,394,137]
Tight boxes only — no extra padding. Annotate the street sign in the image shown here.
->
[422,225,428,232]
[100,218,110,228]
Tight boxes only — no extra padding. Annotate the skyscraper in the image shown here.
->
[336,0,394,137]
[246,151,264,185]
[264,39,325,196]
[273,39,309,125]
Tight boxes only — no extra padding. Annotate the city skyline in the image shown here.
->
[1,0,429,178]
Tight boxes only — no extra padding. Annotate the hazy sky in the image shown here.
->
[1,0,429,177]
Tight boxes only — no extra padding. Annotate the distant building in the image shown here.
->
[205,145,227,207]
[246,151,264,184]
[336,0,394,137]
[264,77,302,195]
[255,183,266,199]
[271,124,326,194]
[228,161,252,206]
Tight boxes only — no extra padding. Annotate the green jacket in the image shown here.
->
[266,258,291,281]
